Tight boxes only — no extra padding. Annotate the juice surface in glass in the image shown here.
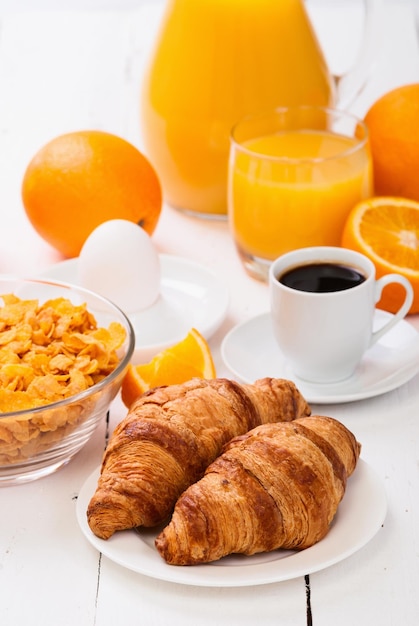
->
[229,129,373,271]
[141,0,334,217]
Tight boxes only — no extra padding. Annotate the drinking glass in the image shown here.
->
[228,106,373,281]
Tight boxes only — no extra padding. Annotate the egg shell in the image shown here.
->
[77,219,161,312]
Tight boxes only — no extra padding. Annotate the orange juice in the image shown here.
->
[141,0,334,217]
[229,122,373,277]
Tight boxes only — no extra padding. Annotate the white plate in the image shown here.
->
[221,310,419,404]
[76,459,386,587]
[37,256,229,362]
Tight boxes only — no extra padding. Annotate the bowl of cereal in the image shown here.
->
[0,276,135,485]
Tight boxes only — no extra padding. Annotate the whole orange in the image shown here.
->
[364,83,419,201]
[22,130,162,258]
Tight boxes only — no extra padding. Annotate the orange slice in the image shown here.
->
[121,328,216,408]
[341,196,419,314]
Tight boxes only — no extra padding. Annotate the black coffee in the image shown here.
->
[278,262,366,293]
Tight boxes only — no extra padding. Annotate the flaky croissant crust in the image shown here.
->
[87,377,310,539]
[155,415,361,565]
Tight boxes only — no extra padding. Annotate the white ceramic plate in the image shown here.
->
[221,310,419,404]
[37,255,229,362]
[76,459,386,587]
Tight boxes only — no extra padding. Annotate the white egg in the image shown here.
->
[78,219,161,312]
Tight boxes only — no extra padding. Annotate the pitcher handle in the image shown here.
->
[333,0,383,109]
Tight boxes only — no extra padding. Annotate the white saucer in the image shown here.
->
[221,310,419,404]
[37,256,229,363]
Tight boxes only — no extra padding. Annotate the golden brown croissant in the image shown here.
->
[155,415,360,565]
[87,377,310,539]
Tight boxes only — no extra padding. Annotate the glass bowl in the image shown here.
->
[0,276,135,486]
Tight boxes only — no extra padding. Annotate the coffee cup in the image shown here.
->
[269,246,414,384]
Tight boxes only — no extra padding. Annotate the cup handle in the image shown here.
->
[370,274,414,346]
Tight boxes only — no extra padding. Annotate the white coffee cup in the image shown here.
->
[269,246,414,384]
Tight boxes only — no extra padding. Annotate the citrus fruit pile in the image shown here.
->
[341,83,419,315]
[121,328,216,408]
[21,130,162,258]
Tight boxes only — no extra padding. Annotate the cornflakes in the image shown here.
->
[0,294,127,465]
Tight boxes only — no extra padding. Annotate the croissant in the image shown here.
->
[87,377,310,539]
[155,415,361,565]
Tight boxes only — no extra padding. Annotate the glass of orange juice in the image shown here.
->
[228,106,373,281]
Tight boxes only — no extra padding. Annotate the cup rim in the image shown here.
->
[230,105,369,164]
[269,246,374,294]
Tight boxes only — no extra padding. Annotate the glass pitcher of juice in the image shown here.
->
[141,0,379,218]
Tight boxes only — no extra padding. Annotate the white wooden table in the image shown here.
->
[1,1,419,624]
